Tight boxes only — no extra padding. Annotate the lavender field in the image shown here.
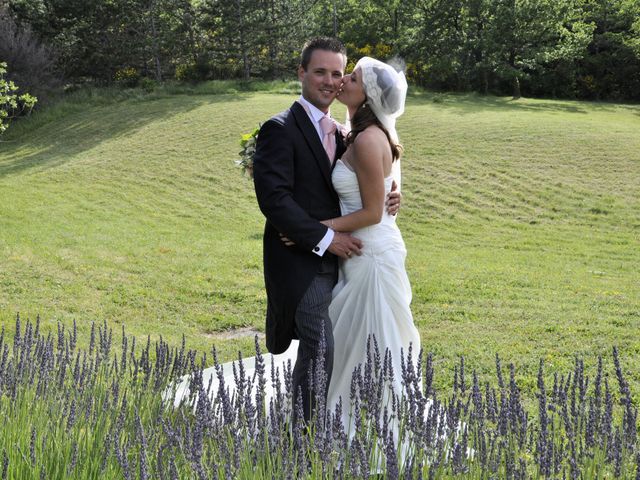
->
[0,315,638,479]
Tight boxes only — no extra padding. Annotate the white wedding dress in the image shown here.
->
[170,160,421,435]
[326,159,421,433]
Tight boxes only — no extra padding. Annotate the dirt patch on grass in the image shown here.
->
[204,327,264,341]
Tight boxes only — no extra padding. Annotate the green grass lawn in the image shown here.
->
[1,86,639,396]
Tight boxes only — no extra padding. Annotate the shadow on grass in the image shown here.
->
[407,91,640,116]
[0,93,247,178]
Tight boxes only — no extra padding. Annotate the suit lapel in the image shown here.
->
[291,102,333,188]
[333,129,346,172]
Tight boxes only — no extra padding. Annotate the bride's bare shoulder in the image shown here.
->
[352,125,388,147]
[350,127,389,169]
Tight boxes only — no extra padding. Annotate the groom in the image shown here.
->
[253,37,399,422]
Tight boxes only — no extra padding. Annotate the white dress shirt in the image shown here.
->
[298,95,335,256]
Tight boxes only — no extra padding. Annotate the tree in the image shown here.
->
[259,0,317,79]
[405,0,490,91]
[579,0,640,100]
[530,1,595,98]
[198,0,261,80]
[0,6,59,101]
[484,0,593,98]
[3,0,639,100]
[146,0,207,80]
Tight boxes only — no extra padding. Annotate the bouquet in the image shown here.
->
[236,125,260,178]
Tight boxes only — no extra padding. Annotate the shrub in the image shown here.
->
[174,57,245,83]
[139,77,157,93]
[0,61,37,135]
[346,42,394,73]
[114,67,140,88]
[175,62,197,82]
[174,54,216,83]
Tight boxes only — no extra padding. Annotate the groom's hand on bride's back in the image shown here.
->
[386,180,401,216]
[328,232,363,259]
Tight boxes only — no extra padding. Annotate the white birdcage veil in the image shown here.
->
[354,56,407,144]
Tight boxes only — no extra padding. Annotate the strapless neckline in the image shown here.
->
[335,159,393,181]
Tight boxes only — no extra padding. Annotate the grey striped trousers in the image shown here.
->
[292,255,337,423]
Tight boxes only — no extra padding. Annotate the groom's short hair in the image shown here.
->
[300,37,347,71]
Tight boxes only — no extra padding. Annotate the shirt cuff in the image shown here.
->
[312,228,334,256]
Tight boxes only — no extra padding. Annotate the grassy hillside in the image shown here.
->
[1,87,639,392]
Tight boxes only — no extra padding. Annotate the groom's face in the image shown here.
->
[298,49,346,113]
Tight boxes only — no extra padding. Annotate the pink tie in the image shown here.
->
[320,115,336,164]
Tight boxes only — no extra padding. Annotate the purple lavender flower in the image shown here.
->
[613,346,637,449]
[115,440,132,480]
[536,359,551,476]
[498,390,508,436]
[495,353,504,389]
[385,428,399,479]
[424,352,434,399]
[67,441,78,476]
[568,437,580,480]
[602,378,613,444]
[613,427,623,477]
[586,397,596,449]
[155,443,166,480]
[134,409,150,480]
[66,398,77,432]
[100,430,112,473]
[88,321,95,355]
[168,452,179,480]
[1,449,8,480]
[211,346,234,426]
[451,430,466,474]
[70,319,77,352]
[29,426,36,466]
[505,439,515,479]
[121,327,128,375]
[13,314,21,355]
[459,356,466,396]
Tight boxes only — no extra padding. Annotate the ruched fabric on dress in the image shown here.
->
[326,160,421,438]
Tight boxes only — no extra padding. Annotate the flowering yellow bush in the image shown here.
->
[114,67,140,87]
[345,43,393,73]
[0,62,37,135]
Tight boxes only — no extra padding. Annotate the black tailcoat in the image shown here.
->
[253,101,345,354]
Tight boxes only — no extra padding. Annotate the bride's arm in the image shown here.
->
[323,129,388,232]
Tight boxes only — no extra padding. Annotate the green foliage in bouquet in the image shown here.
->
[236,125,260,178]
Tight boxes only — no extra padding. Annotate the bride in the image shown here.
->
[322,56,420,436]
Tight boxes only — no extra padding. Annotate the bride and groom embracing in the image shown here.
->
[253,37,421,429]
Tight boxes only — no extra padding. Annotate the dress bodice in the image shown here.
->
[332,159,397,226]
